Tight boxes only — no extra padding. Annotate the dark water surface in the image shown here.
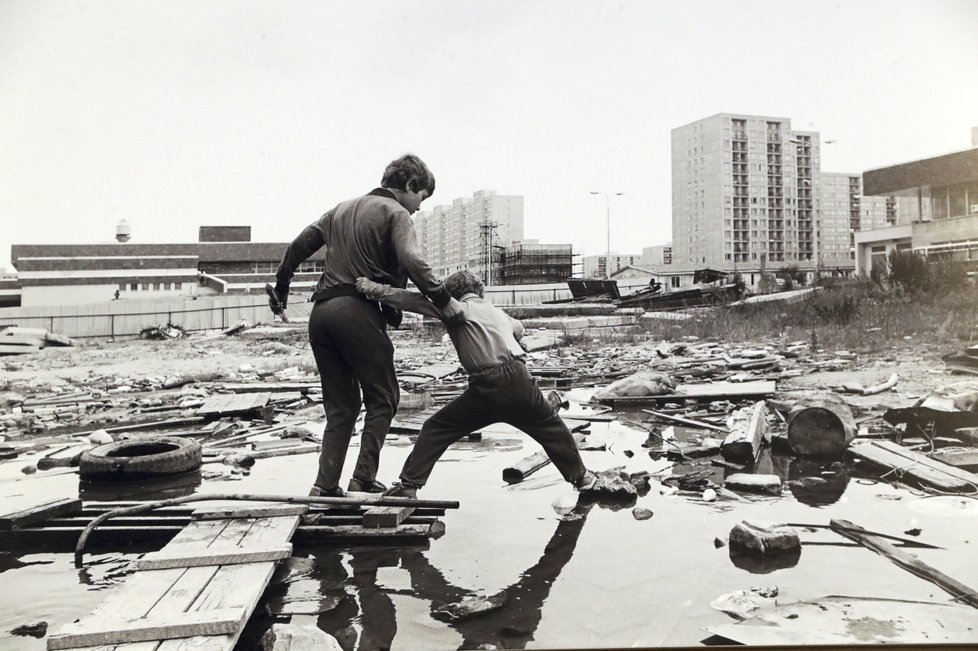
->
[2,407,978,650]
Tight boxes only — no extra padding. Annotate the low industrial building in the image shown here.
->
[857,145,978,275]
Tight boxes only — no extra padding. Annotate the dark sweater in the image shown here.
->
[275,188,450,309]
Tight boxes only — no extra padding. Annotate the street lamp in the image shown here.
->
[589,191,624,279]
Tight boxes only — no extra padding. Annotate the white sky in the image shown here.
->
[2,0,977,271]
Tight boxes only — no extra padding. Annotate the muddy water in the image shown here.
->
[2,412,978,650]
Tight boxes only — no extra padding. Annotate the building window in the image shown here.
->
[175,282,182,290]
[671,277,681,288]
[130,283,138,291]
[118,283,126,290]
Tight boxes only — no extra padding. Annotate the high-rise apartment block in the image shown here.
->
[641,244,673,266]
[413,190,524,279]
[818,173,896,270]
[672,114,820,268]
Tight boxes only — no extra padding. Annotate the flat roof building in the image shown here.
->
[856,146,978,275]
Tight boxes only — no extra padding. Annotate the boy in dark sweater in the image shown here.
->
[356,271,596,497]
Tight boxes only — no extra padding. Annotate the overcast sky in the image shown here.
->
[2,0,976,271]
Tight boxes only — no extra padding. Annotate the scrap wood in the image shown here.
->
[830,519,978,608]
[642,409,729,433]
[598,380,776,406]
[720,401,768,464]
[848,440,978,493]
[502,432,587,484]
[74,492,461,566]
[784,522,941,549]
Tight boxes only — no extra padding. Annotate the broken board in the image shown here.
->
[48,507,300,651]
[848,439,978,492]
[598,380,776,406]
[196,392,272,419]
[706,595,978,645]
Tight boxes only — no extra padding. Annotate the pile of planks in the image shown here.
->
[0,326,74,355]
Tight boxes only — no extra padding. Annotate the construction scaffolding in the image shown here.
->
[498,243,574,285]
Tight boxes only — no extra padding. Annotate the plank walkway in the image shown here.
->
[47,506,301,650]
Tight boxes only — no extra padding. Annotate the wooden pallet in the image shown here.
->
[0,500,447,550]
[48,505,301,650]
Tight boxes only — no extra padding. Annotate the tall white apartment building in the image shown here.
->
[672,114,820,269]
[413,190,524,279]
[818,173,897,270]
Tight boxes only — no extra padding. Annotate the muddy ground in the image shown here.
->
[2,320,978,650]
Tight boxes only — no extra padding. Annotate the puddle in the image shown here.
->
[2,409,978,649]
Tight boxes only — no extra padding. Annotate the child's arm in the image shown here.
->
[356,277,462,320]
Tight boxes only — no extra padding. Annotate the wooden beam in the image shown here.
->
[0,498,82,530]
[643,409,730,433]
[363,505,415,528]
[830,519,978,609]
[136,544,292,570]
[46,606,246,649]
[502,432,587,484]
[720,401,767,464]
[848,440,978,492]
[191,505,309,520]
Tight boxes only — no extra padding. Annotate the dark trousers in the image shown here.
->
[308,296,398,490]
[400,358,587,487]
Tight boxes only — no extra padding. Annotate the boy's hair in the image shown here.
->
[381,154,436,196]
[444,270,484,299]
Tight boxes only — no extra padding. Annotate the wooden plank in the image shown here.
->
[848,440,978,492]
[197,392,270,418]
[598,380,776,405]
[61,514,301,651]
[830,519,978,608]
[0,342,40,354]
[363,505,415,528]
[192,504,309,520]
[720,401,767,464]
[157,516,301,651]
[137,543,292,570]
[642,409,730,433]
[0,334,47,346]
[47,607,246,649]
[0,498,82,530]
[502,432,587,484]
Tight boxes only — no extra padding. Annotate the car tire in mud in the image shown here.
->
[79,436,202,481]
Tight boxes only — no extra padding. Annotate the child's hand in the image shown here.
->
[356,277,388,300]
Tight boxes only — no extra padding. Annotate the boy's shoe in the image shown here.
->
[348,477,387,493]
[574,470,598,492]
[309,485,347,498]
[383,482,418,499]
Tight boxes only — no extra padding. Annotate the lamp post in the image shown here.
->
[589,191,624,279]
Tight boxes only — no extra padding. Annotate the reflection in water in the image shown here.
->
[785,459,850,506]
[297,504,593,650]
[78,470,202,502]
[729,545,801,574]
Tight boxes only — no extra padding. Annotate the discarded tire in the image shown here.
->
[79,437,202,481]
